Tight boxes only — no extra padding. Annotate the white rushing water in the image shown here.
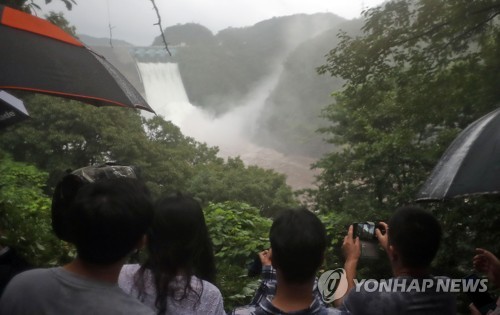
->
[137,62,198,127]
[136,62,318,190]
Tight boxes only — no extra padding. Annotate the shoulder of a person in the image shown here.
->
[198,278,223,298]
[340,281,385,312]
[118,264,142,292]
[120,263,140,274]
[1,268,57,300]
[200,278,221,291]
[8,267,52,283]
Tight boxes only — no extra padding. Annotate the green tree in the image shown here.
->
[204,201,272,310]
[0,95,153,190]
[0,152,71,266]
[188,157,297,215]
[141,116,222,196]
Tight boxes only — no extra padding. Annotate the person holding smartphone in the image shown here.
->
[339,206,456,314]
[470,248,500,315]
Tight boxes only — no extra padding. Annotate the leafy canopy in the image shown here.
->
[0,152,71,266]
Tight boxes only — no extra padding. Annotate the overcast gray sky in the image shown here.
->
[41,0,386,46]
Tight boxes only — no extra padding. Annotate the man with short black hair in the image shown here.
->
[232,208,340,315]
[340,206,456,314]
[0,178,155,315]
[51,163,140,242]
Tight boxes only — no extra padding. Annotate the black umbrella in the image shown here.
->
[0,5,155,113]
[0,90,30,130]
[417,107,500,201]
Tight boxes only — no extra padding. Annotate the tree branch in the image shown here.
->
[106,0,114,47]
[392,3,500,48]
[108,23,114,48]
[150,0,172,56]
[443,10,500,50]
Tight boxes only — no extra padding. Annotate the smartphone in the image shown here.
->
[352,222,381,259]
[464,274,496,315]
[353,222,377,241]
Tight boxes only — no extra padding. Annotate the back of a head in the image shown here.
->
[147,193,215,283]
[270,208,326,284]
[388,206,442,269]
[69,178,153,265]
[51,164,139,242]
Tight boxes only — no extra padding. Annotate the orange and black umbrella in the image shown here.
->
[0,5,155,113]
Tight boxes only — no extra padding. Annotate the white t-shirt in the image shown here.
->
[119,264,225,315]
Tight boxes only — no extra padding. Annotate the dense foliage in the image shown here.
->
[0,153,72,266]
[204,201,272,310]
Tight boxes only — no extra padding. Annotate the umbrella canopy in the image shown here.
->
[0,5,155,113]
[417,107,500,201]
[0,90,30,130]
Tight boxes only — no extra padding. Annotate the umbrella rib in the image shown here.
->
[0,86,129,108]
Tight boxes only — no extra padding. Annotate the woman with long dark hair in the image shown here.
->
[118,194,224,315]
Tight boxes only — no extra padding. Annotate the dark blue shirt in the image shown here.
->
[339,276,456,315]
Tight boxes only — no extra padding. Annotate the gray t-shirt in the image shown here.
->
[0,267,155,315]
[118,264,225,315]
[339,276,456,315]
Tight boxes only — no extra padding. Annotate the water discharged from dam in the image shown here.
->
[137,62,318,190]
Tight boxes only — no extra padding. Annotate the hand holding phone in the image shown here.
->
[351,222,383,259]
[342,225,361,262]
[375,222,389,252]
[350,222,389,259]
[465,274,497,315]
